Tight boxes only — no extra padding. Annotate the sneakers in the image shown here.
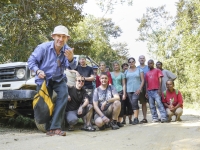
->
[161,119,169,123]
[132,118,139,125]
[152,119,159,123]
[110,121,120,130]
[140,119,148,123]
[117,122,124,127]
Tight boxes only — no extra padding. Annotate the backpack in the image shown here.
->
[163,89,178,99]
[33,80,54,124]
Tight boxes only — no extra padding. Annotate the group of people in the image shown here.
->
[28,25,184,136]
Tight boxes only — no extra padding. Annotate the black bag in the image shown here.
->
[33,80,54,124]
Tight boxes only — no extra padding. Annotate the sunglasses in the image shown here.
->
[77,80,85,83]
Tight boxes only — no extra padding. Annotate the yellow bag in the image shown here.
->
[33,80,54,124]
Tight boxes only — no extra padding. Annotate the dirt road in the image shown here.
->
[1,108,200,150]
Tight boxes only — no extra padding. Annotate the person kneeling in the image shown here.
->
[65,76,95,131]
[162,79,183,122]
[93,72,121,130]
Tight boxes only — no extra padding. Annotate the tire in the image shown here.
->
[35,120,46,133]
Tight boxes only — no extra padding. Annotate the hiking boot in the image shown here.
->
[105,123,110,128]
[110,121,119,130]
[140,119,148,123]
[122,121,126,124]
[132,118,139,125]
[117,122,124,127]
[99,125,106,130]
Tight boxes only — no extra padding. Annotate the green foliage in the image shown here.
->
[72,15,129,67]
[7,115,36,128]
[137,0,200,105]
[0,0,86,63]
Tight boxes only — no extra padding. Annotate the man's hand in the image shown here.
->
[169,105,175,112]
[101,101,107,111]
[122,94,126,100]
[78,106,83,115]
[135,89,141,95]
[102,116,110,123]
[64,48,74,62]
[37,70,46,79]
[68,95,71,101]
[145,93,148,98]
[157,89,161,96]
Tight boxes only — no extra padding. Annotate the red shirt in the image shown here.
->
[96,72,112,87]
[146,68,163,90]
[162,89,183,108]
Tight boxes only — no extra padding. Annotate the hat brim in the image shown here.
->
[52,31,70,37]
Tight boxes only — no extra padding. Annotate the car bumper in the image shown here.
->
[0,90,37,101]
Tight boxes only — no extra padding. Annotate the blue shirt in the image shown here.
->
[137,65,149,77]
[125,68,143,92]
[28,41,77,85]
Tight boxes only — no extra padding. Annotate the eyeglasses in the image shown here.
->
[77,80,85,83]
[128,61,135,63]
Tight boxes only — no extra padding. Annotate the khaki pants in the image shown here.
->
[166,107,183,121]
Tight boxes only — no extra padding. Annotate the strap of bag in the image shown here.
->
[163,89,178,99]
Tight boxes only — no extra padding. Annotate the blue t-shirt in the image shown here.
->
[125,68,143,93]
[137,65,149,77]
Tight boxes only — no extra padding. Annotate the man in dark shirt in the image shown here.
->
[65,76,95,131]
[71,55,95,104]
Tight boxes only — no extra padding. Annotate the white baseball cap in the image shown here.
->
[52,25,70,37]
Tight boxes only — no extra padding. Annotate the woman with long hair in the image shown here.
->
[110,61,126,127]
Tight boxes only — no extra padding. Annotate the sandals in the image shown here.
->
[140,119,148,123]
[46,129,66,136]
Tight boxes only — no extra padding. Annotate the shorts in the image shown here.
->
[139,87,148,104]
[94,104,113,121]
[85,88,94,104]
[123,96,133,115]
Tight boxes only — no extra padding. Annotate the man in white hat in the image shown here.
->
[28,25,77,136]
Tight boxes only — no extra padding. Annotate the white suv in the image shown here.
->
[0,55,97,119]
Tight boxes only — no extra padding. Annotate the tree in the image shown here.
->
[72,15,129,67]
[0,0,86,63]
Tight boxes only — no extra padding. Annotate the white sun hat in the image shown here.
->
[52,25,70,37]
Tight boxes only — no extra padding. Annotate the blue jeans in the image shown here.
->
[37,79,68,130]
[148,90,167,120]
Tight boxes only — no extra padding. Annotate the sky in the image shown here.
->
[83,0,178,65]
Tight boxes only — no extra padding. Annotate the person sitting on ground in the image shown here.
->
[65,76,95,131]
[93,72,121,130]
[162,79,183,122]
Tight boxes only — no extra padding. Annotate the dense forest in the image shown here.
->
[137,0,200,105]
[0,0,199,105]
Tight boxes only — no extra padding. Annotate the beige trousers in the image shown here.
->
[166,107,183,121]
